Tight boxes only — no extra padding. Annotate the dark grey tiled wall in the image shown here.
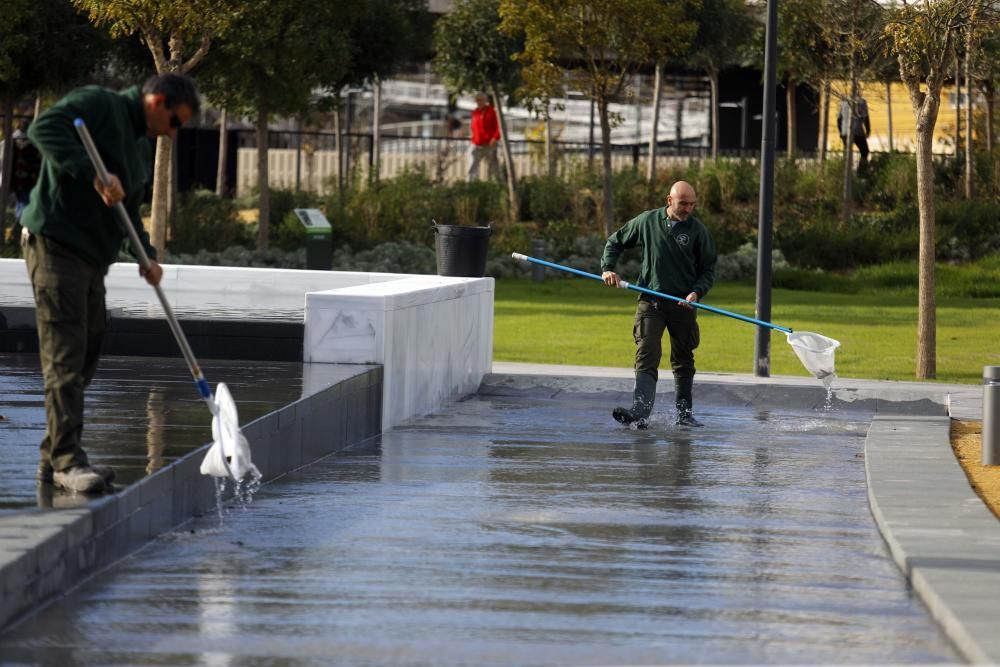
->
[0,366,382,631]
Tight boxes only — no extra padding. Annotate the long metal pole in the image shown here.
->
[754,0,779,377]
[512,253,793,333]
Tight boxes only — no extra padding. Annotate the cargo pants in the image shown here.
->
[633,297,700,382]
[22,231,108,472]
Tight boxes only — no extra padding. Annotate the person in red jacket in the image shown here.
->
[467,93,501,182]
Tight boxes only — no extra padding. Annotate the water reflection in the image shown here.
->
[146,387,167,475]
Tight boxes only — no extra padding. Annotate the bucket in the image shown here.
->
[434,223,491,277]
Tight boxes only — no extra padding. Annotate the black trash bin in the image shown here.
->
[434,223,491,277]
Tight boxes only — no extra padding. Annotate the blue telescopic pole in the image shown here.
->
[511,253,793,334]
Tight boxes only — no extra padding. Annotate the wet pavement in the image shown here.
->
[0,354,304,513]
[0,393,959,665]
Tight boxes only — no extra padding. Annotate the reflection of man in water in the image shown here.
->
[837,96,870,175]
[467,93,501,182]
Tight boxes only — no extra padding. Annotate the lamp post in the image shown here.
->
[754,0,778,377]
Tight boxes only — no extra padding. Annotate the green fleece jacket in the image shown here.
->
[601,207,717,299]
[23,85,156,266]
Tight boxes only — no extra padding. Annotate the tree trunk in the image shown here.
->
[915,124,937,379]
[544,101,554,178]
[490,86,519,223]
[954,55,961,158]
[150,137,172,256]
[216,108,228,197]
[372,78,382,184]
[964,30,974,200]
[598,96,614,236]
[647,63,663,184]
[786,78,796,159]
[885,81,894,152]
[334,100,344,196]
[255,107,270,251]
[985,83,995,159]
[710,69,720,161]
[842,77,858,223]
[820,81,831,167]
[0,95,15,244]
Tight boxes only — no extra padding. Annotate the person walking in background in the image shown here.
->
[22,73,199,494]
[837,95,871,175]
[11,127,42,224]
[467,92,501,182]
[601,181,717,429]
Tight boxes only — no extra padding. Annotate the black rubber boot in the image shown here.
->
[614,372,657,428]
[674,376,703,427]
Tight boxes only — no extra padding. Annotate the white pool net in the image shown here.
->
[200,382,259,480]
[786,331,841,386]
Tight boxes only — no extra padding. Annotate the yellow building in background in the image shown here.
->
[823,81,974,155]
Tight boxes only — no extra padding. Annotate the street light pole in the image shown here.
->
[754,0,779,377]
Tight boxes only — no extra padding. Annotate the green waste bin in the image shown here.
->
[294,208,332,270]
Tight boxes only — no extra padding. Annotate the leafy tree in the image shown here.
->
[198,0,357,249]
[688,0,757,160]
[328,0,432,189]
[72,0,233,256]
[0,0,105,242]
[884,0,997,378]
[435,0,523,222]
[775,0,834,160]
[500,0,694,235]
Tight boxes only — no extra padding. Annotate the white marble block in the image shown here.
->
[305,276,494,429]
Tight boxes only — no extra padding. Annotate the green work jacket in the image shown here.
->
[23,86,156,266]
[601,207,717,299]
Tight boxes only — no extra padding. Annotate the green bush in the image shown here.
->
[776,213,919,270]
[715,242,788,282]
[868,152,917,210]
[332,241,436,274]
[519,174,571,222]
[168,190,251,254]
[936,198,1000,261]
[268,188,317,229]
[444,180,505,226]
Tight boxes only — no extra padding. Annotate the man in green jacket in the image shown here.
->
[22,73,199,493]
[601,181,717,428]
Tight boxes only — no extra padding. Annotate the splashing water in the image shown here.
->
[213,476,227,525]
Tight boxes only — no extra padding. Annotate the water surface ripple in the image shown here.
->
[0,395,960,665]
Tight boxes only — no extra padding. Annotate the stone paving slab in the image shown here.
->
[492,361,996,664]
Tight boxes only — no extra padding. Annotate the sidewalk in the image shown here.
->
[493,361,998,663]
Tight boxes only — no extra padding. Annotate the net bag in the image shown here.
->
[200,382,258,480]
[786,331,841,382]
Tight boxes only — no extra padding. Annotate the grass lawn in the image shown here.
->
[494,277,1000,384]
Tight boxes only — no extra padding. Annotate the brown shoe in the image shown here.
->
[52,466,107,494]
[38,462,115,485]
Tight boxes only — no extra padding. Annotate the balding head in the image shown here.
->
[667,181,697,222]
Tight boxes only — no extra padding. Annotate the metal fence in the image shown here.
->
[232,129,735,196]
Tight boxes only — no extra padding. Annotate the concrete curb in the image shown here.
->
[866,415,1000,664]
[0,366,383,631]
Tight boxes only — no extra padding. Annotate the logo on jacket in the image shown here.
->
[675,233,690,246]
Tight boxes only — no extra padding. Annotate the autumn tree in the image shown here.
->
[500,0,694,235]
[885,0,996,378]
[72,0,232,256]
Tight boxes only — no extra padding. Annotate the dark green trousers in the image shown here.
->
[632,298,699,382]
[23,232,108,472]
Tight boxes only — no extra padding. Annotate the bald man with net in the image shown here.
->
[601,181,718,428]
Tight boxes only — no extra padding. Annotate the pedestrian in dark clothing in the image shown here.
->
[22,72,199,493]
[11,128,42,223]
[837,96,871,175]
[601,181,717,428]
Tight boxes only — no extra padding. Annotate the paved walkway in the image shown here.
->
[493,362,998,663]
[0,377,960,664]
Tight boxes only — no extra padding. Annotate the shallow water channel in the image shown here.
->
[0,393,960,665]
